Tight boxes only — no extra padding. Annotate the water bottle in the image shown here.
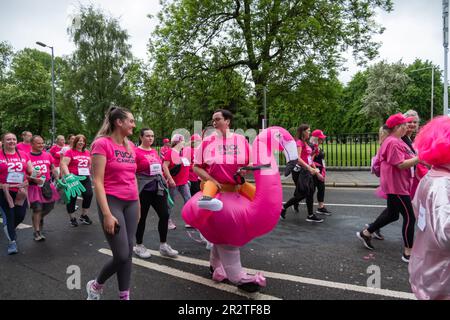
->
[31,166,40,178]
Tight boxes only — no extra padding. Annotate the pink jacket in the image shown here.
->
[409,167,450,300]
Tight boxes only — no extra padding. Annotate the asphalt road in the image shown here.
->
[0,186,415,301]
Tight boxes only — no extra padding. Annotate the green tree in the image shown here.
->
[402,59,443,122]
[151,0,393,128]
[67,5,133,137]
[360,60,410,125]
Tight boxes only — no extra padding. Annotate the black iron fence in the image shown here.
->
[154,133,380,169]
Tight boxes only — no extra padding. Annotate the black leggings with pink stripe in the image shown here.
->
[367,194,415,248]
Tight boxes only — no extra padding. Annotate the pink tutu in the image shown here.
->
[28,184,60,204]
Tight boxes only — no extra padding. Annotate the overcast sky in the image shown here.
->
[0,0,446,84]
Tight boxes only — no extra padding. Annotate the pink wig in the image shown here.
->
[415,116,450,166]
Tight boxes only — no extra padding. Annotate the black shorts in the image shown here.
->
[30,201,55,213]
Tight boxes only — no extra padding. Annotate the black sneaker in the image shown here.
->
[293,203,299,213]
[365,224,384,240]
[306,214,324,223]
[356,231,374,250]
[70,218,79,227]
[316,207,332,216]
[80,215,93,225]
[280,207,286,219]
[402,253,410,263]
[237,282,260,293]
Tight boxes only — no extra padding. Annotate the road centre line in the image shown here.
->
[100,248,415,300]
[284,202,386,208]
[98,248,280,300]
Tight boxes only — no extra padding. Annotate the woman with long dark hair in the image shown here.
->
[281,124,324,222]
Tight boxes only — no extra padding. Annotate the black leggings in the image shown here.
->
[189,180,201,197]
[137,190,169,244]
[367,194,415,249]
[96,195,139,291]
[314,175,325,203]
[284,170,314,216]
[0,191,28,241]
[66,176,93,214]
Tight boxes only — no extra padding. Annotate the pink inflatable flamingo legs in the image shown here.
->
[210,245,266,291]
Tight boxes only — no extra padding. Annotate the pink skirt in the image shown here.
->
[28,184,60,204]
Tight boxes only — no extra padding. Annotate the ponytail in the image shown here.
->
[95,106,133,151]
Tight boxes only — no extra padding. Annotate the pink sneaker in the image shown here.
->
[168,219,177,230]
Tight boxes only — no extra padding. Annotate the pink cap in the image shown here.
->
[386,113,415,129]
[190,134,201,142]
[312,129,326,139]
[162,138,169,143]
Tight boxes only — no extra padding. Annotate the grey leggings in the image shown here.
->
[96,195,139,291]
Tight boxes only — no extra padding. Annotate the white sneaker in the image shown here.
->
[198,197,223,211]
[159,243,178,258]
[133,244,151,259]
[168,219,177,230]
[86,280,102,300]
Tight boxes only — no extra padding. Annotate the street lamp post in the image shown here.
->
[36,41,56,145]
[409,66,435,119]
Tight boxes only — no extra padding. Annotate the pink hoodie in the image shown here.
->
[409,167,450,300]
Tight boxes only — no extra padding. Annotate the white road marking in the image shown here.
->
[283,202,385,208]
[98,248,280,300]
[99,248,415,300]
[0,217,32,229]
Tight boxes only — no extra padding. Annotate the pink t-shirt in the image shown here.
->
[194,133,250,185]
[160,146,171,160]
[0,151,30,191]
[49,145,65,167]
[29,152,54,180]
[135,147,162,176]
[379,135,415,195]
[296,140,313,165]
[184,146,200,182]
[64,149,91,176]
[163,148,190,186]
[91,137,138,201]
[16,143,32,154]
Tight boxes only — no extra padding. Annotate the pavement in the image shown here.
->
[249,168,379,188]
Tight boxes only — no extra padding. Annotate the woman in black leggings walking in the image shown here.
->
[134,128,178,259]
[356,113,419,263]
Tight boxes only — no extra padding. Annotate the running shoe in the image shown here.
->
[306,214,324,223]
[159,243,179,258]
[365,224,384,240]
[70,217,78,227]
[198,197,223,211]
[133,244,151,259]
[7,241,18,255]
[33,231,45,242]
[356,231,374,250]
[86,280,102,300]
[316,207,332,216]
[79,215,93,225]
[402,253,411,263]
[168,219,177,230]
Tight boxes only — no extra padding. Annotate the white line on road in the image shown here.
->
[99,248,415,300]
[292,202,386,208]
[0,217,32,229]
[98,248,280,300]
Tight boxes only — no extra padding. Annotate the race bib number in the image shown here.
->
[181,157,190,166]
[417,204,426,231]
[7,172,24,184]
[78,167,90,176]
[150,163,162,176]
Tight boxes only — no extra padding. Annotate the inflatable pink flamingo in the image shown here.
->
[182,126,298,289]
